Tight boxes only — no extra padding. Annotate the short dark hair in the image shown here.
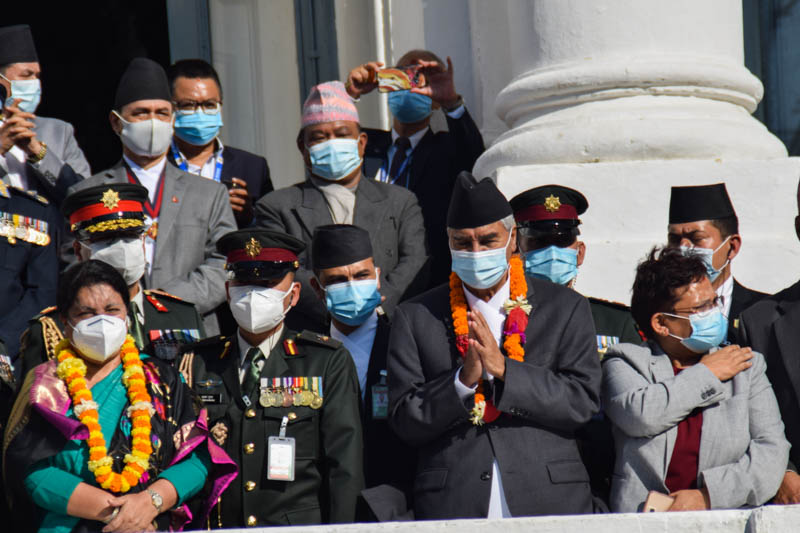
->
[57,260,130,315]
[630,246,708,339]
[397,49,444,67]
[708,215,738,239]
[166,59,223,100]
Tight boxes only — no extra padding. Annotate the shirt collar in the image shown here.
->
[463,275,511,313]
[123,153,167,178]
[173,137,225,164]
[391,126,429,151]
[717,273,734,319]
[237,325,284,365]
[330,310,379,344]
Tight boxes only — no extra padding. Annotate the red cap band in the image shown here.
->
[227,248,298,264]
[69,200,144,225]
[515,204,578,222]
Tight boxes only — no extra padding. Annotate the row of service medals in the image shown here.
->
[259,376,324,409]
[0,213,50,245]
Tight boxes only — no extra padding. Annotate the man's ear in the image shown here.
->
[309,276,325,301]
[509,227,518,255]
[726,234,742,262]
[576,241,586,267]
[290,280,302,307]
[109,111,122,135]
[358,130,368,157]
[375,266,381,291]
[296,129,306,154]
[650,313,670,338]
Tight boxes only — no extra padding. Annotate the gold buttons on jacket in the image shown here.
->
[247,515,257,526]
[244,442,255,454]
[245,480,256,491]
[245,408,256,418]
[288,412,297,421]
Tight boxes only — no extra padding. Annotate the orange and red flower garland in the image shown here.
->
[55,335,154,493]
[450,254,530,425]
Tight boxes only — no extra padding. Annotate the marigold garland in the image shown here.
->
[450,255,530,425]
[55,335,154,494]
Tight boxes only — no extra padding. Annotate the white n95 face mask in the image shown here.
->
[228,285,294,334]
[81,236,146,286]
[113,111,174,157]
[70,315,128,363]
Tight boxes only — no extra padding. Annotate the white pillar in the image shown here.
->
[473,0,800,302]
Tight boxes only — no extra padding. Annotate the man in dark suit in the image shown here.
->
[388,173,600,519]
[179,229,363,528]
[346,50,485,287]
[666,183,766,343]
[18,183,206,379]
[166,59,273,227]
[68,58,236,336]
[308,224,415,514]
[738,183,800,506]
[0,24,89,204]
[254,81,427,334]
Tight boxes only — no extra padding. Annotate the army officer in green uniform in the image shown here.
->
[17,183,205,379]
[509,184,643,506]
[179,229,363,528]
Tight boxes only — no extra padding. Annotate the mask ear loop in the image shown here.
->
[713,235,732,274]
[660,311,692,342]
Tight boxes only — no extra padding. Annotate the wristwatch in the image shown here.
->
[26,141,47,164]
[146,488,163,513]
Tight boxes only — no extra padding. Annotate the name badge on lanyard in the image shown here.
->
[378,149,413,187]
[171,140,224,182]
[268,416,296,481]
[371,369,389,420]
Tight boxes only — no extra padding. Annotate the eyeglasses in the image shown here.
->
[670,295,724,316]
[174,100,221,115]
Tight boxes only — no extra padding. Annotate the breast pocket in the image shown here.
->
[195,381,229,420]
[263,408,320,459]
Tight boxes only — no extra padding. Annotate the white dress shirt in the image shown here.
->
[331,311,378,401]
[453,276,512,519]
[123,154,167,272]
[236,325,284,384]
[717,273,734,321]
[177,139,224,179]
[0,144,29,190]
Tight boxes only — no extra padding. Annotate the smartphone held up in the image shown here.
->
[377,65,426,93]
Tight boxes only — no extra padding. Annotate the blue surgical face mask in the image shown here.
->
[174,109,223,146]
[450,231,512,290]
[678,236,731,282]
[664,307,728,354]
[307,138,363,181]
[324,278,381,326]
[1,74,41,114]
[522,245,578,285]
[388,91,432,124]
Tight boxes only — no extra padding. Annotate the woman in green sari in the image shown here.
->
[3,260,236,532]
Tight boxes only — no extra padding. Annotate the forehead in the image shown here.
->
[673,276,714,307]
[318,257,375,277]
[667,220,720,237]
[304,120,359,136]
[5,62,40,76]
[450,220,508,239]
[172,76,220,98]
[73,283,124,307]
[120,99,173,114]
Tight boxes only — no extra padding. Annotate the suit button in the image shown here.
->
[245,409,256,418]
[288,412,297,421]
[480,471,491,481]
[244,443,255,454]
[247,515,257,527]
[245,480,256,491]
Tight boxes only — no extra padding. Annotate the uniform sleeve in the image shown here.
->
[24,460,83,515]
[158,447,212,504]
[160,182,236,314]
[319,346,364,523]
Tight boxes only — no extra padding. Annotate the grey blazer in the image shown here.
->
[254,176,428,332]
[68,161,236,332]
[602,341,789,512]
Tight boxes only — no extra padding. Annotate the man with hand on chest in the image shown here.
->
[68,57,236,335]
[179,229,363,528]
[388,172,601,519]
[309,224,415,514]
[18,183,205,379]
[167,59,273,227]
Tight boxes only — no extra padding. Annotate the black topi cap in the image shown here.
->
[0,25,38,65]
[510,184,587,237]
[114,57,171,111]
[669,183,736,224]
[446,171,513,229]
[311,224,373,271]
[62,184,148,241]
[217,229,306,282]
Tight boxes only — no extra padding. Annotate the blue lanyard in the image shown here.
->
[171,140,224,182]
[380,147,413,187]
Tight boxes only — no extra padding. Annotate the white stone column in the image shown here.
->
[473,0,800,302]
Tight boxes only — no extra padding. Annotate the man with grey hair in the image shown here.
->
[387,172,601,519]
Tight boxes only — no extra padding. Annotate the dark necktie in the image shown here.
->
[241,347,264,398]
[129,301,145,350]
[388,136,411,183]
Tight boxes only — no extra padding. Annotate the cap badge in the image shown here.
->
[245,237,262,258]
[544,194,561,213]
[101,189,120,210]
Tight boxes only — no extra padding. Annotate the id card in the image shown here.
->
[371,383,389,419]
[267,436,295,481]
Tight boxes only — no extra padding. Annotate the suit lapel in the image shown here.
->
[154,164,187,248]
[353,178,389,239]
[295,183,332,239]
[407,129,435,190]
[646,342,679,477]
[220,336,245,409]
[773,301,800,404]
